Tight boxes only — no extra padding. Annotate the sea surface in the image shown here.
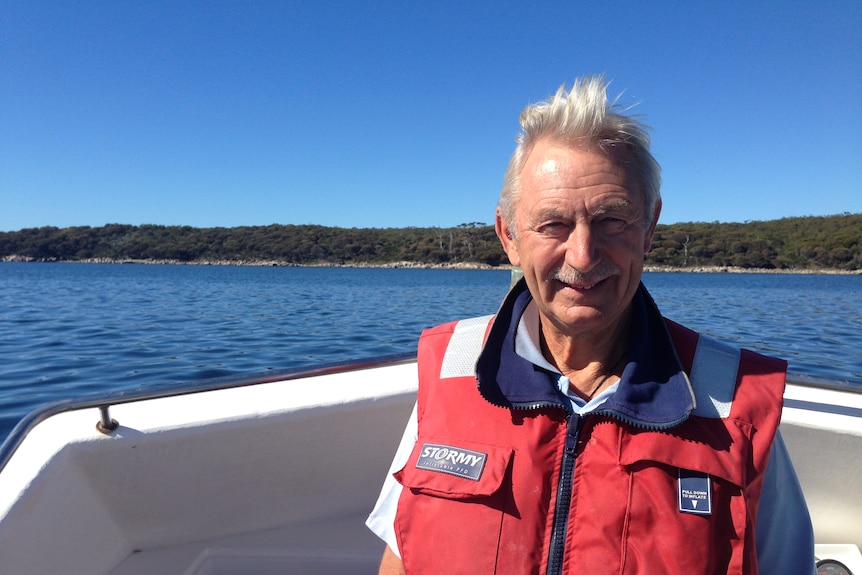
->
[1,263,861,443]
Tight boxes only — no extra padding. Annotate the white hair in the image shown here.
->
[498,75,661,232]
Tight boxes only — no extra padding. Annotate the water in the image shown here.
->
[642,272,862,381]
[1,263,860,443]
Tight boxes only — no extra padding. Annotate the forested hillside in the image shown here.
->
[648,213,860,270]
[1,213,860,271]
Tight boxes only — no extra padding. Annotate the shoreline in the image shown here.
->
[2,255,860,275]
[641,265,861,275]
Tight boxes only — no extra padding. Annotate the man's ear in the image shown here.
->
[643,198,662,253]
[495,208,521,267]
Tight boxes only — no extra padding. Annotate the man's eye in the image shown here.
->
[538,222,571,236]
[596,217,628,233]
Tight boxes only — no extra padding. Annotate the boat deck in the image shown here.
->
[0,360,416,575]
[108,517,382,575]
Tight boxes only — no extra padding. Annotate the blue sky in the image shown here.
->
[1,1,860,232]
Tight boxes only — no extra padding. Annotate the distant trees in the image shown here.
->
[647,213,861,270]
[0,222,505,266]
[1,213,859,270]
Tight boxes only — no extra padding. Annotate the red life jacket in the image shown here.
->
[393,283,786,575]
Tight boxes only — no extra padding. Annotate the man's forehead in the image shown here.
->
[520,142,643,202]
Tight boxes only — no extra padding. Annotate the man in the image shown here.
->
[367,76,814,574]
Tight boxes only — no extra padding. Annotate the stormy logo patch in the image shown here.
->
[416,443,487,481]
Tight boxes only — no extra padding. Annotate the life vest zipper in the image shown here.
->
[545,412,584,575]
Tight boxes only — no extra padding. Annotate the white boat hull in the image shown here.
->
[0,358,859,574]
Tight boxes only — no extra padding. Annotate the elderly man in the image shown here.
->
[367,76,814,574]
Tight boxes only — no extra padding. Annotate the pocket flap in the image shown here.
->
[618,417,750,488]
[395,439,513,500]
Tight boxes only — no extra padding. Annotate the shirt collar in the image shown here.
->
[513,299,557,372]
[476,278,695,429]
[515,300,618,413]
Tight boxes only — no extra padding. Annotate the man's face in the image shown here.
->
[496,140,660,342]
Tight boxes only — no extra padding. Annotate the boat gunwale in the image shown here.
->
[0,352,416,475]
[0,364,857,477]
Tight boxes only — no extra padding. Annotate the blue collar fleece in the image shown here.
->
[476,279,694,429]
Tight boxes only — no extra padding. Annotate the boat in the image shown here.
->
[0,352,860,574]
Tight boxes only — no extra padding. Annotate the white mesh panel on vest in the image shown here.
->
[439,315,494,379]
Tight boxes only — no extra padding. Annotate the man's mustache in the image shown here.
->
[547,263,621,287]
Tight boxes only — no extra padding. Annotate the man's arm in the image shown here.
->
[756,431,816,574]
[367,403,417,560]
[379,545,406,575]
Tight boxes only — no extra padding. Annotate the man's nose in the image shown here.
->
[563,223,601,272]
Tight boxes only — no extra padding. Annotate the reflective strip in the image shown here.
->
[689,334,740,418]
[439,315,493,379]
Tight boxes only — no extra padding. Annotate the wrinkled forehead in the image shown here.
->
[519,141,644,204]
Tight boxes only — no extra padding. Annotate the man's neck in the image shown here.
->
[539,309,631,400]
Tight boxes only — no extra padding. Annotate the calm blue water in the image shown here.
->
[1,263,860,443]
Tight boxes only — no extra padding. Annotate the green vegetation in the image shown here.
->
[0,222,505,266]
[647,213,861,270]
[1,214,860,271]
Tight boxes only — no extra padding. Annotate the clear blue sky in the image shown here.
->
[2,1,860,232]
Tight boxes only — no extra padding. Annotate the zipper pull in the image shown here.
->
[565,413,581,454]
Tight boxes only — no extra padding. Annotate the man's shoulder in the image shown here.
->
[663,316,786,372]
[419,315,495,381]
[421,315,495,341]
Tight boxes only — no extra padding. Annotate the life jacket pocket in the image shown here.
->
[393,439,516,574]
[613,418,752,574]
[394,438,513,499]
[618,415,750,489]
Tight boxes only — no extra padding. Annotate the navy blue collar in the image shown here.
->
[476,279,694,429]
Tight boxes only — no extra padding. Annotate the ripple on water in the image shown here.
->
[1,265,859,445]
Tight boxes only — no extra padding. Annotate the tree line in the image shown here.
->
[647,213,860,270]
[1,213,859,271]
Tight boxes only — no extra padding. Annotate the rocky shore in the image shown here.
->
[1,255,501,270]
[3,254,859,274]
[642,265,861,275]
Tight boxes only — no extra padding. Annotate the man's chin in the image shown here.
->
[543,303,610,333]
